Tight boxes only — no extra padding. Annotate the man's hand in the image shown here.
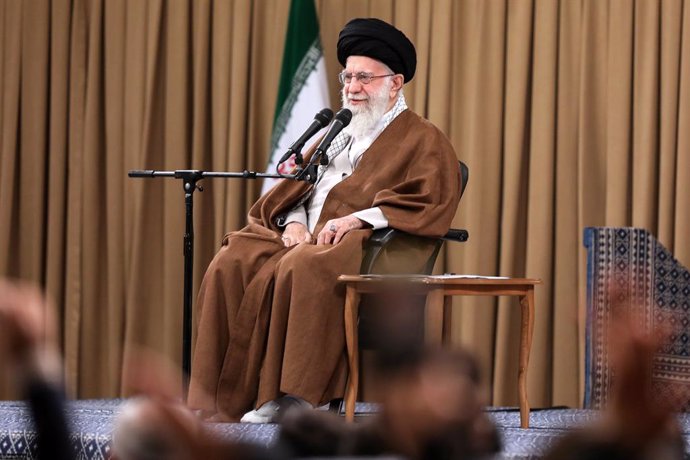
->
[281,222,313,247]
[0,280,51,362]
[0,279,61,385]
[317,215,365,245]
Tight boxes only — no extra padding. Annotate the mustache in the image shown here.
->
[346,94,368,101]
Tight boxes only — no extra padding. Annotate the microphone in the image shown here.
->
[312,108,353,163]
[295,108,353,183]
[277,108,334,164]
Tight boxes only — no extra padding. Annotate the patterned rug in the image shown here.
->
[584,227,690,410]
[3,399,690,459]
[0,399,118,459]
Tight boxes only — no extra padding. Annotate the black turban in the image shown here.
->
[337,18,416,83]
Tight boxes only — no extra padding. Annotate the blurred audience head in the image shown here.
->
[546,310,685,460]
[112,346,272,460]
[0,278,61,385]
[111,346,203,460]
[277,345,499,460]
[341,290,501,459]
[377,347,500,460]
[111,397,201,460]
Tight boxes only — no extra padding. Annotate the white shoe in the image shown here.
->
[278,395,312,413]
[240,399,280,423]
[240,396,313,424]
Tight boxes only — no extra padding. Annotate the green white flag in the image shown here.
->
[262,0,331,194]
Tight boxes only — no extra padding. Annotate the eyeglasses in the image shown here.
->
[338,71,395,85]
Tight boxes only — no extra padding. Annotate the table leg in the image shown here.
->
[518,287,535,428]
[424,288,444,345]
[442,295,453,345]
[344,285,360,422]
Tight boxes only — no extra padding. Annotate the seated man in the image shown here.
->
[188,18,461,423]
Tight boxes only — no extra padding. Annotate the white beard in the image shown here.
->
[341,81,393,140]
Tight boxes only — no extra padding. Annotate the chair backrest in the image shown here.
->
[360,160,469,275]
[583,227,690,410]
[459,160,469,198]
[419,160,469,273]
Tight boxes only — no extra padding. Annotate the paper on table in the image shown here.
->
[437,273,510,279]
[358,274,429,279]
[359,273,510,280]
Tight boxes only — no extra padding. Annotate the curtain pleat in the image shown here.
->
[553,0,584,403]
[676,2,690,259]
[450,0,508,395]
[1,0,688,409]
[657,0,682,245]
[0,0,23,398]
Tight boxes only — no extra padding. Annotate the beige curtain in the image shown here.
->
[1,0,688,410]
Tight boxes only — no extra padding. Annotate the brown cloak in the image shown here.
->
[188,110,460,421]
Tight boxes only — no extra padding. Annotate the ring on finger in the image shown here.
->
[329,224,337,232]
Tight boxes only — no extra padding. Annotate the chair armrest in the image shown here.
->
[362,227,468,275]
[369,227,469,245]
[443,228,469,242]
[367,228,398,247]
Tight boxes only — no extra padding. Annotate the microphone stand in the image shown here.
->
[128,168,300,398]
[294,150,328,183]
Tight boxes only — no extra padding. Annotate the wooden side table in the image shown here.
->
[338,274,541,428]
